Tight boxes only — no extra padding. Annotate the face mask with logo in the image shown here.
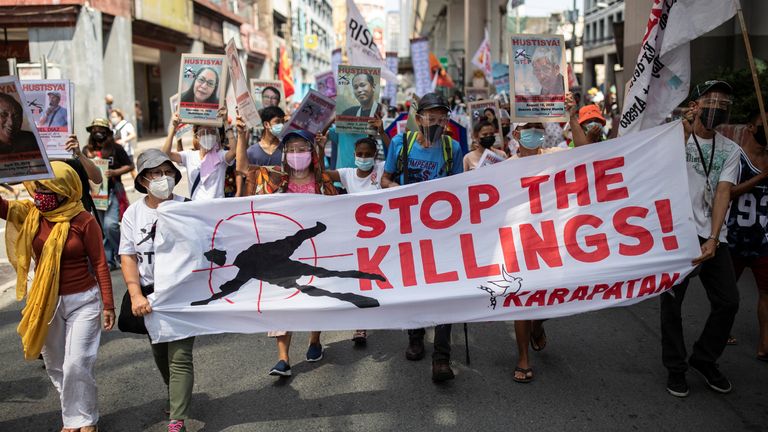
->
[699,107,729,130]
[270,123,284,136]
[198,134,219,151]
[287,151,312,170]
[147,176,175,200]
[355,157,375,171]
[479,135,496,149]
[519,128,545,149]
[34,191,61,212]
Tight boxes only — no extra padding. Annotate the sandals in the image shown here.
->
[530,327,547,352]
[726,335,738,345]
[513,367,534,383]
[352,330,367,346]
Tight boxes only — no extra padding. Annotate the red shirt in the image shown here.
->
[1,199,114,309]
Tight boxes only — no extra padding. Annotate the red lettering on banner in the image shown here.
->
[498,227,521,273]
[594,157,629,202]
[420,240,459,283]
[468,184,500,224]
[421,191,461,229]
[503,290,530,307]
[625,278,641,298]
[520,175,549,214]
[638,275,656,297]
[547,288,569,305]
[564,215,609,263]
[460,233,501,278]
[389,195,419,234]
[555,164,591,209]
[520,221,563,270]
[655,272,680,293]
[355,203,385,238]
[613,207,654,255]
[398,242,417,287]
[356,246,393,290]
[569,285,589,302]
[602,282,624,300]
[586,283,610,300]
[654,199,679,250]
[525,290,547,307]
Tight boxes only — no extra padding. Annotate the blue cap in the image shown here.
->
[280,129,315,145]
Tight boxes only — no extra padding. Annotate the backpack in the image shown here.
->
[394,130,453,185]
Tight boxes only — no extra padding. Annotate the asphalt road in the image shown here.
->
[1,137,767,431]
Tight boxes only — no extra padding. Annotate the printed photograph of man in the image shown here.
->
[532,47,565,96]
[37,91,68,128]
[341,73,378,117]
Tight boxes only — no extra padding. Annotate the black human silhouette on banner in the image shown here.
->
[191,222,384,308]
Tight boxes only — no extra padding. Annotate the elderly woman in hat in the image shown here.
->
[119,148,192,432]
[2,161,114,432]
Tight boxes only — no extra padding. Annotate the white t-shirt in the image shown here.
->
[119,194,186,287]
[113,120,136,157]
[685,132,740,242]
[180,149,233,200]
[337,162,385,193]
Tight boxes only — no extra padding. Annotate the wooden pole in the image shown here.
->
[736,1,768,143]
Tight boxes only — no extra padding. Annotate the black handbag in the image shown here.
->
[117,284,154,335]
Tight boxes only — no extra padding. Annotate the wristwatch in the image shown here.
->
[707,235,720,247]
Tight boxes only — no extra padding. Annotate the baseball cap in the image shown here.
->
[134,148,182,194]
[578,104,606,125]
[690,80,733,101]
[280,129,315,146]
[417,93,450,113]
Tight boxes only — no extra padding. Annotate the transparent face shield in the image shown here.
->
[698,94,733,130]
[416,113,449,147]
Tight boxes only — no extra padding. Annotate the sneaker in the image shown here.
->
[432,359,455,383]
[168,420,186,432]
[352,330,367,346]
[666,372,689,397]
[268,360,292,377]
[689,358,732,393]
[306,343,324,362]
[405,337,425,361]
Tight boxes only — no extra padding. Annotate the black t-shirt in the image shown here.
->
[94,144,132,191]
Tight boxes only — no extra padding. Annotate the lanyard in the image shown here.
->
[692,134,716,191]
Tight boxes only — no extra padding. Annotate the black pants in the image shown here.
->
[408,325,452,361]
[660,238,739,373]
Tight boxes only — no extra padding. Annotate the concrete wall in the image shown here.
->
[28,8,105,145]
[103,15,136,126]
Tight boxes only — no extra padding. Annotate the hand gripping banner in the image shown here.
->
[146,122,699,343]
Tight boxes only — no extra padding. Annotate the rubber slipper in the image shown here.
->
[530,328,547,352]
[513,366,534,383]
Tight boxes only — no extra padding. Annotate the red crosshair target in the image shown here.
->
[191,201,352,312]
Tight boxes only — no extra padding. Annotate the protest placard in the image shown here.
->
[177,54,227,126]
[336,65,381,135]
[0,76,53,183]
[282,90,336,137]
[465,87,489,102]
[410,38,431,97]
[315,70,336,98]
[225,39,260,129]
[90,157,109,210]
[492,62,510,96]
[477,148,506,168]
[384,52,399,105]
[146,122,698,342]
[21,80,72,159]
[467,99,504,149]
[509,34,568,122]
[250,79,284,111]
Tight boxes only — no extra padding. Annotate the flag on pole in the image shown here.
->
[346,0,398,83]
[429,52,455,88]
[471,28,492,84]
[619,0,737,135]
[279,45,295,99]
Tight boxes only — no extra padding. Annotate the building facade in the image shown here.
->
[582,0,623,92]
[291,0,333,98]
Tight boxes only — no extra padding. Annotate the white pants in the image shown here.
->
[41,286,102,428]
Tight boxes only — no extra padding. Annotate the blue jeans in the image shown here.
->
[98,189,120,267]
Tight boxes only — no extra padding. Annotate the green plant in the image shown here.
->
[713,58,768,123]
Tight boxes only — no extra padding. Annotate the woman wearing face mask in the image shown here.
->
[83,118,135,270]
[1,162,114,432]
[162,108,235,200]
[247,106,286,166]
[119,149,192,432]
[463,119,507,171]
[236,127,337,377]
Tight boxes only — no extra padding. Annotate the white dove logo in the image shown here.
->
[477,266,523,310]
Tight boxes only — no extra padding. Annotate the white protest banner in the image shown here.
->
[281,90,336,137]
[471,28,492,84]
[384,52,399,105]
[509,34,568,123]
[411,38,432,97]
[20,80,73,159]
[345,0,397,83]
[336,65,381,135]
[225,38,260,129]
[146,122,699,343]
[0,76,54,183]
[619,0,737,135]
[178,54,227,126]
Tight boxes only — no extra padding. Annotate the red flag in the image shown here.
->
[279,46,295,99]
[429,53,455,88]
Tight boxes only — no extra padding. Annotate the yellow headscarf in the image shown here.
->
[4,161,86,360]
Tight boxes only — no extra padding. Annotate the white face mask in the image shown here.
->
[147,176,175,199]
[198,134,219,150]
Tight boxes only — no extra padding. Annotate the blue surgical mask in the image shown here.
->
[519,128,545,149]
[583,121,602,133]
[355,157,375,171]
[270,123,284,136]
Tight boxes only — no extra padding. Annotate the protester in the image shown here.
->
[1,161,114,432]
[463,119,507,170]
[162,108,234,200]
[60,135,104,224]
[661,80,740,398]
[326,109,390,175]
[246,106,285,166]
[726,110,768,362]
[105,94,113,118]
[149,96,161,133]
[82,118,134,270]
[119,149,192,432]
[110,108,138,165]
[135,101,144,138]
[261,86,281,108]
[574,104,606,145]
[180,67,220,105]
[381,92,463,382]
[0,92,39,153]
[236,123,337,376]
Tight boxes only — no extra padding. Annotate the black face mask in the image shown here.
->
[699,107,729,130]
[755,125,767,147]
[92,132,107,142]
[421,124,444,146]
[479,135,496,148]
[502,125,511,136]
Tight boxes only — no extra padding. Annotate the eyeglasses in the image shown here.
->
[196,76,216,88]
[144,169,176,180]
[262,95,280,101]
